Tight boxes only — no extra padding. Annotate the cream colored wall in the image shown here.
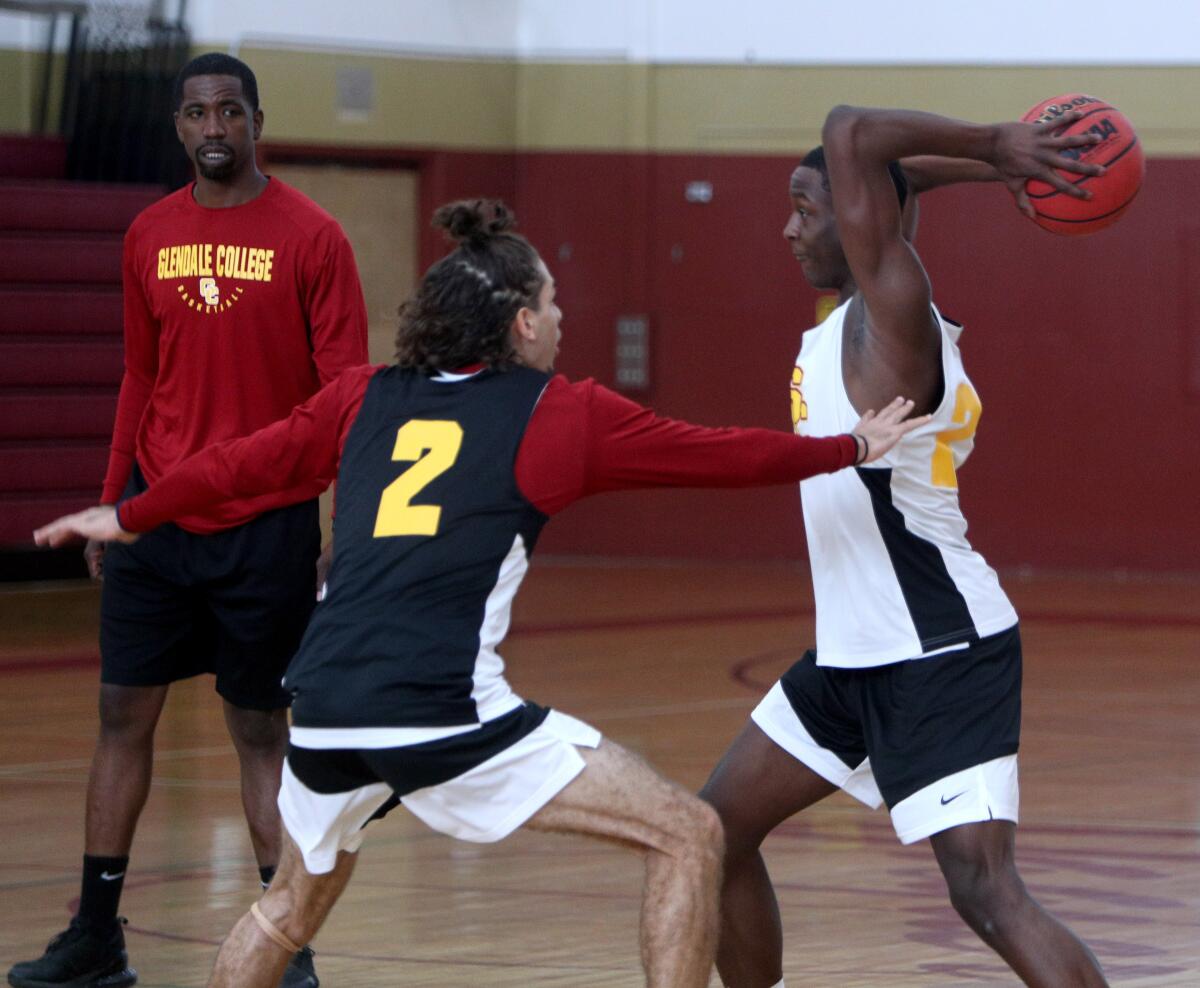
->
[239,46,518,149]
[0,48,37,132]
[645,65,1200,155]
[515,62,652,150]
[248,52,1200,156]
[4,43,1196,156]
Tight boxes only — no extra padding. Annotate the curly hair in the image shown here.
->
[395,200,545,372]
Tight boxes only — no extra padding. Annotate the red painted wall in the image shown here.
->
[417,150,1200,572]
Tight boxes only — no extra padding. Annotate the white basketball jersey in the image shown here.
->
[791,299,1017,668]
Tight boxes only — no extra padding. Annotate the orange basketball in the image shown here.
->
[1020,93,1145,236]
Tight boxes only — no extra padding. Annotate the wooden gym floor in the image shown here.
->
[1,560,1197,986]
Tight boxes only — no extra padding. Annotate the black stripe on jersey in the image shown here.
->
[855,467,979,652]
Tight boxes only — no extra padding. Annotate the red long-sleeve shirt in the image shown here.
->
[117,365,858,533]
[102,178,368,531]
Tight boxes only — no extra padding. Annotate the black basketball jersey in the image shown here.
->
[285,365,552,730]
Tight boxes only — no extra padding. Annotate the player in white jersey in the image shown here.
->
[699,107,1111,987]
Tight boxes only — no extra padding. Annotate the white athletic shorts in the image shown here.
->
[280,709,601,874]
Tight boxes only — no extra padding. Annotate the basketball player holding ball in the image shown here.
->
[700,105,1117,987]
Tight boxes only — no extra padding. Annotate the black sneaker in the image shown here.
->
[7,916,137,988]
[279,946,318,988]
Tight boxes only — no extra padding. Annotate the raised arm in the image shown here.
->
[821,105,1103,411]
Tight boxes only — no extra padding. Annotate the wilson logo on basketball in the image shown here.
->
[1029,94,1101,125]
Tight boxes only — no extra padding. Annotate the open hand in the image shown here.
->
[851,397,932,464]
[34,506,137,549]
[991,111,1106,218]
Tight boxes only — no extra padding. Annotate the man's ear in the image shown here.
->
[511,306,536,343]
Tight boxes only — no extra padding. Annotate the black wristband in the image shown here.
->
[854,433,868,465]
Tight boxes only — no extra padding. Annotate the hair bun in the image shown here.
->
[433,199,516,247]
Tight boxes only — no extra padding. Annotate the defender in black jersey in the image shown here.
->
[699,109,1110,988]
[35,200,928,988]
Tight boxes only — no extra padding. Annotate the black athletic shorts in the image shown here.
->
[99,463,320,709]
[778,625,1022,808]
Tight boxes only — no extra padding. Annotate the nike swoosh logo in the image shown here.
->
[99,871,125,881]
[940,791,967,806]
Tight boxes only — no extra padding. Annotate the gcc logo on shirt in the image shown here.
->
[199,277,219,306]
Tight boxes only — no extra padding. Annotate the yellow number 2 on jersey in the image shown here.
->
[931,383,981,489]
[373,420,464,537]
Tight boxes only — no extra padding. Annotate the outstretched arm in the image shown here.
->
[35,366,376,546]
[514,378,929,515]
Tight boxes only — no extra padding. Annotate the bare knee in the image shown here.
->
[669,795,725,871]
[225,704,288,755]
[257,864,317,945]
[256,884,309,948]
[258,843,355,946]
[97,686,163,746]
[944,861,1026,938]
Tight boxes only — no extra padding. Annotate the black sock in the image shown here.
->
[259,864,276,889]
[78,854,128,927]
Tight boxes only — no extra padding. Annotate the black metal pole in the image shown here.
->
[59,11,82,139]
[36,12,57,133]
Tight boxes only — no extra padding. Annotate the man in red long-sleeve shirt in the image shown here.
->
[8,53,367,988]
[34,199,925,988]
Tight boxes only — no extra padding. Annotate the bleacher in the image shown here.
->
[0,138,163,550]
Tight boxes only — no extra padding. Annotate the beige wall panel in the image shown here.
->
[649,65,1200,155]
[0,48,36,132]
[267,163,419,542]
[516,62,652,150]
[5,44,1197,156]
[240,47,518,149]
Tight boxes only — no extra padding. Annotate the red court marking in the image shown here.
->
[0,654,100,674]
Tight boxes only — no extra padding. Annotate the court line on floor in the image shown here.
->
[4,601,1197,677]
[0,744,234,776]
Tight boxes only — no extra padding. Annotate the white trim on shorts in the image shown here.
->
[279,710,602,874]
[277,761,390,875]
[750,680,1019,843]
[752,681,884,808]
[891,755,1019,845]
[289,722,482,749]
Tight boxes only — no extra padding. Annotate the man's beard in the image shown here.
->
[195,145,236,181]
